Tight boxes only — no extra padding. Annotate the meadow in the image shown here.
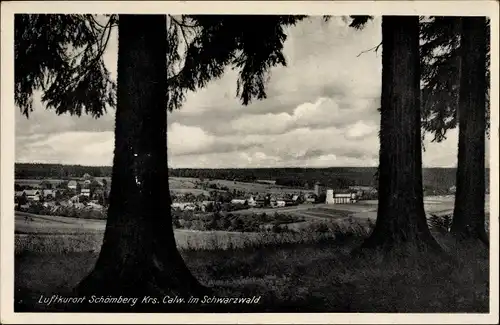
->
[15,225,489,313]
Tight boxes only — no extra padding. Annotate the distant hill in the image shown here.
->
[14,163,490,193]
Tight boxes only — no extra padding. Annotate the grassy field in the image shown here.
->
[13,193,491,313]
[15,232,489,313]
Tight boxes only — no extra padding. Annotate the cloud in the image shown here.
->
[168,123,216,156]
[15,16,478,169]
[229,97,379,136]
[17,131,115,166]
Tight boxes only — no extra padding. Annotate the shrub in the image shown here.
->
[428,214,453,234]
[183,220,193,229]
[272,224,282,233]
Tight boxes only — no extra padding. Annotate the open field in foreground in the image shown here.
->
[15,234,489,313]
[13,195,490,312]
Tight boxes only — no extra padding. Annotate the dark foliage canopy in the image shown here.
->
[420,16,491,143]
[15,14,305,118]
[15,14,117,118]
[349,15,491,143]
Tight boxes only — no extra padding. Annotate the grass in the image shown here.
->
[14,217,489,313]
[15,218,367,254]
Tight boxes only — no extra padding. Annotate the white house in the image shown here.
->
[327,192,357,204]
[42,189,57,200]
[171,202,197,211]
[246,196,257,207]
[24,189,41,201]
[231,199,247,205]
[81,188,91,197]
[275,200,286,208]
[68,180,78,190]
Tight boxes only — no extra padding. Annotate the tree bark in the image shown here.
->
[451,17,488,246]
[359,16,441,253]
[75,15,209,311]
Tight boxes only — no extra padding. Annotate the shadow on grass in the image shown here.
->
[14,222,489,313]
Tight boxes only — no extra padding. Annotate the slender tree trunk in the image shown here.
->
[451,17,488,246]
[75,15,209,311]
[359,16,441,253]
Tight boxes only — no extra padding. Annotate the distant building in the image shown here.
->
[275,200,286,208]
[68,180,78,190]
[15,191,26,199]
[326,191,357,204]
[81,188,91,197]
[304,193,317,204]
[256,179,276,185]
[254,195,267,207]
[349,185,376,192]
[348,185,377,198]
[231,199,247,205]
[200,201,215,212]
[171,202,196,211]
[326,189,335,204]
[82,173,93,181]
[42,189,58,200]
[24,189,42,201]
[314,182,326,196]
[246,195,257,207]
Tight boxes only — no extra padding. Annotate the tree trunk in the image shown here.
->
[359,16,441,253]
[451,17,488,246]
[75,15,209,311]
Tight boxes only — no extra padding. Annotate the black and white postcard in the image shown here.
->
[1,1,498,324]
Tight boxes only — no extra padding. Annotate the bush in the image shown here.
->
[272,224,282,233]
[428,214,453,234]
[229,217,245,232]
[183,220,193,229]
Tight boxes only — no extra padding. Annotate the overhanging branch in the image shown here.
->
[357,41,382,57]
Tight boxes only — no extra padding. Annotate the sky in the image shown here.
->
[14,16,490,168]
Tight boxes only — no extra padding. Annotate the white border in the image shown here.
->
[1,1,499,324]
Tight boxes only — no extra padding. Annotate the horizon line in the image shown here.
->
[13,162,466,169]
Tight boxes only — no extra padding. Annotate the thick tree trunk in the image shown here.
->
[359,16,441,252]
[75,15,209,311]
[451,17,488,246]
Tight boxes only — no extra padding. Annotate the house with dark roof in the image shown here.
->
[24,189,42,201]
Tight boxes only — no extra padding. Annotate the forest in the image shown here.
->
[14,163,490,193]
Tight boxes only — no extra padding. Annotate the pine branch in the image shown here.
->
[357,41,382,57]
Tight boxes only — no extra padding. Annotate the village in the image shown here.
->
[14,172,379,217]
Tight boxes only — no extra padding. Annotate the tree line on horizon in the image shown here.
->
[15,162,491,195]
[15,14,490,311]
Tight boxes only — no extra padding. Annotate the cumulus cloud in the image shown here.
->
[17,131,115,166]
[229,97,379,136]
[14,16,478,169]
